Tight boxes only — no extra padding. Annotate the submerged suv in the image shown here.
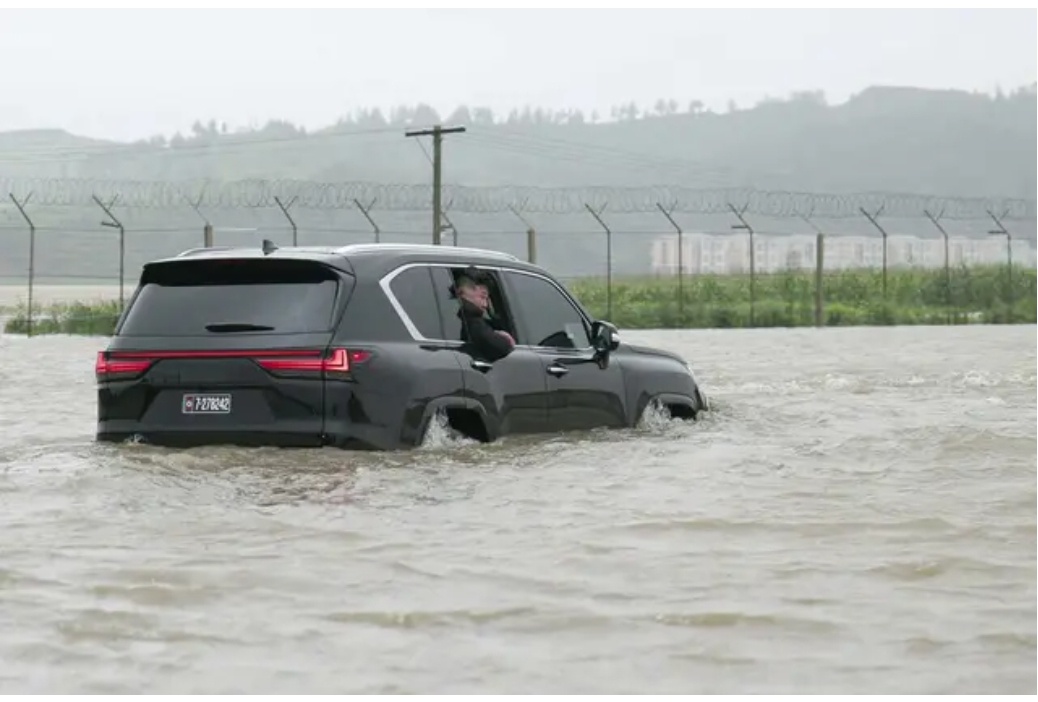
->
[95,242,709,450]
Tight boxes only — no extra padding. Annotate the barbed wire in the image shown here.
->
[2,176,1034,220]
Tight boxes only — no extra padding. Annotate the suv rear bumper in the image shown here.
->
[96,420,407,452]
[96,427,326,449]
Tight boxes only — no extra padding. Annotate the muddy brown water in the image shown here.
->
[0,324,1035,694]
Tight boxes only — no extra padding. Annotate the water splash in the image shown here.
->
[418,408,478,451]
[638,398,676,432]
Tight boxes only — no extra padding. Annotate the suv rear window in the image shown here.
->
[118,259,348,337]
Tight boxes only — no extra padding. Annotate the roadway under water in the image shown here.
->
[0,325,1035,694]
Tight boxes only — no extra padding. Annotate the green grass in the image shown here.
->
[3,299,122,336]
[3,264,1034,336]
[569,264,1035,329]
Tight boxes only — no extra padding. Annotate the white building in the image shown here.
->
[650,232,1034,275]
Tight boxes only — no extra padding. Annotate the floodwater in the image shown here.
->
[0,324,1035,694]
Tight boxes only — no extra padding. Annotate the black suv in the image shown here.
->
[96,242,708,450]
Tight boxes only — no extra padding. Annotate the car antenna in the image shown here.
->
[261,239,279,256]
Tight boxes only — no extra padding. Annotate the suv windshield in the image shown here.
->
[118,259,344,337]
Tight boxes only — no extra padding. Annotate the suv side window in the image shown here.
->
[429,266,463,341]
[503,271,591,349]
[388,266,443,339]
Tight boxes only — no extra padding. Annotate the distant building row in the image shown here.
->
[649,232,1035,275]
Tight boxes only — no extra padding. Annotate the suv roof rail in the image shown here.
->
[335,243,521,261]
[171,242,523,263]
[176,246,236,258]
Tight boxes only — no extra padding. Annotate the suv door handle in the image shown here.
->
[546,363,569,377]
[471,360,493,372]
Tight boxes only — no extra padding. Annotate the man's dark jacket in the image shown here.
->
[458,299,513,362]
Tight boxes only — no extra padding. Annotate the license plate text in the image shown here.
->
[182,394,232,414]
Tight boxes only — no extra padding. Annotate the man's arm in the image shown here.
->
[465,315,515,361]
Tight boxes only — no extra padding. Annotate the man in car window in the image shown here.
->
[452,268,515,362]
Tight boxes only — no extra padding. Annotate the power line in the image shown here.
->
[5,124,1025,209]
[463,127,782,184]
[460,132,740,189]
[0,124,783,188]
[0,125,405,162]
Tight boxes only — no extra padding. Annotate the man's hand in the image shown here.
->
[495,330,516,347]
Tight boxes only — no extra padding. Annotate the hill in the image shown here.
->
[1,84,1035,197]
[0,84,1034,287]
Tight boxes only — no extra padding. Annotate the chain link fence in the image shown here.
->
[1,198,1035,336]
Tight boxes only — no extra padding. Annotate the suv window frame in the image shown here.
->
[378,261,595,351]
[384,264,446,340]
[498,269,593,351]
[425,265,521,345]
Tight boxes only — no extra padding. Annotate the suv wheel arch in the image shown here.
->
[417,397,492,446]
[640,393,703,424]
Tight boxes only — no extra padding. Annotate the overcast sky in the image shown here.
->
[0,8,1034,142]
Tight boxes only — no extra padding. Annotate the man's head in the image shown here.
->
[451,266,492,310]
[455,274,489,310]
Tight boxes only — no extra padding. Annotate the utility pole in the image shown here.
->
[405,125,466,245]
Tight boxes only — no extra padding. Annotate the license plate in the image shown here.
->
[182,393,232,414]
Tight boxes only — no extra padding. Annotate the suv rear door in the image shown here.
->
[96,256,354,446]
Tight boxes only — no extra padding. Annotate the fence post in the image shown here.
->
[353,198,380,243]
[443,212,458,246]
[923,208,952,324]
[274,196,299,246]
[508,202,537,264]
[441,199,458,246]
[656,201,684,325]
[8,192,35,337]
[728,203,755,327]
[815,232,825,326]
[860,205,889,300]
[584,203,612,320]
[92,194,125,312]
[986,209,1012,317]
[183,188,212,248]
[799,213,825,328]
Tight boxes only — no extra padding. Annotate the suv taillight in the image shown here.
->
[94,347,372,382]
[95,351,153,381]
[255,348,372,373]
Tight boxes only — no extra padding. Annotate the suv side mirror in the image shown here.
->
[591,321,620,356]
